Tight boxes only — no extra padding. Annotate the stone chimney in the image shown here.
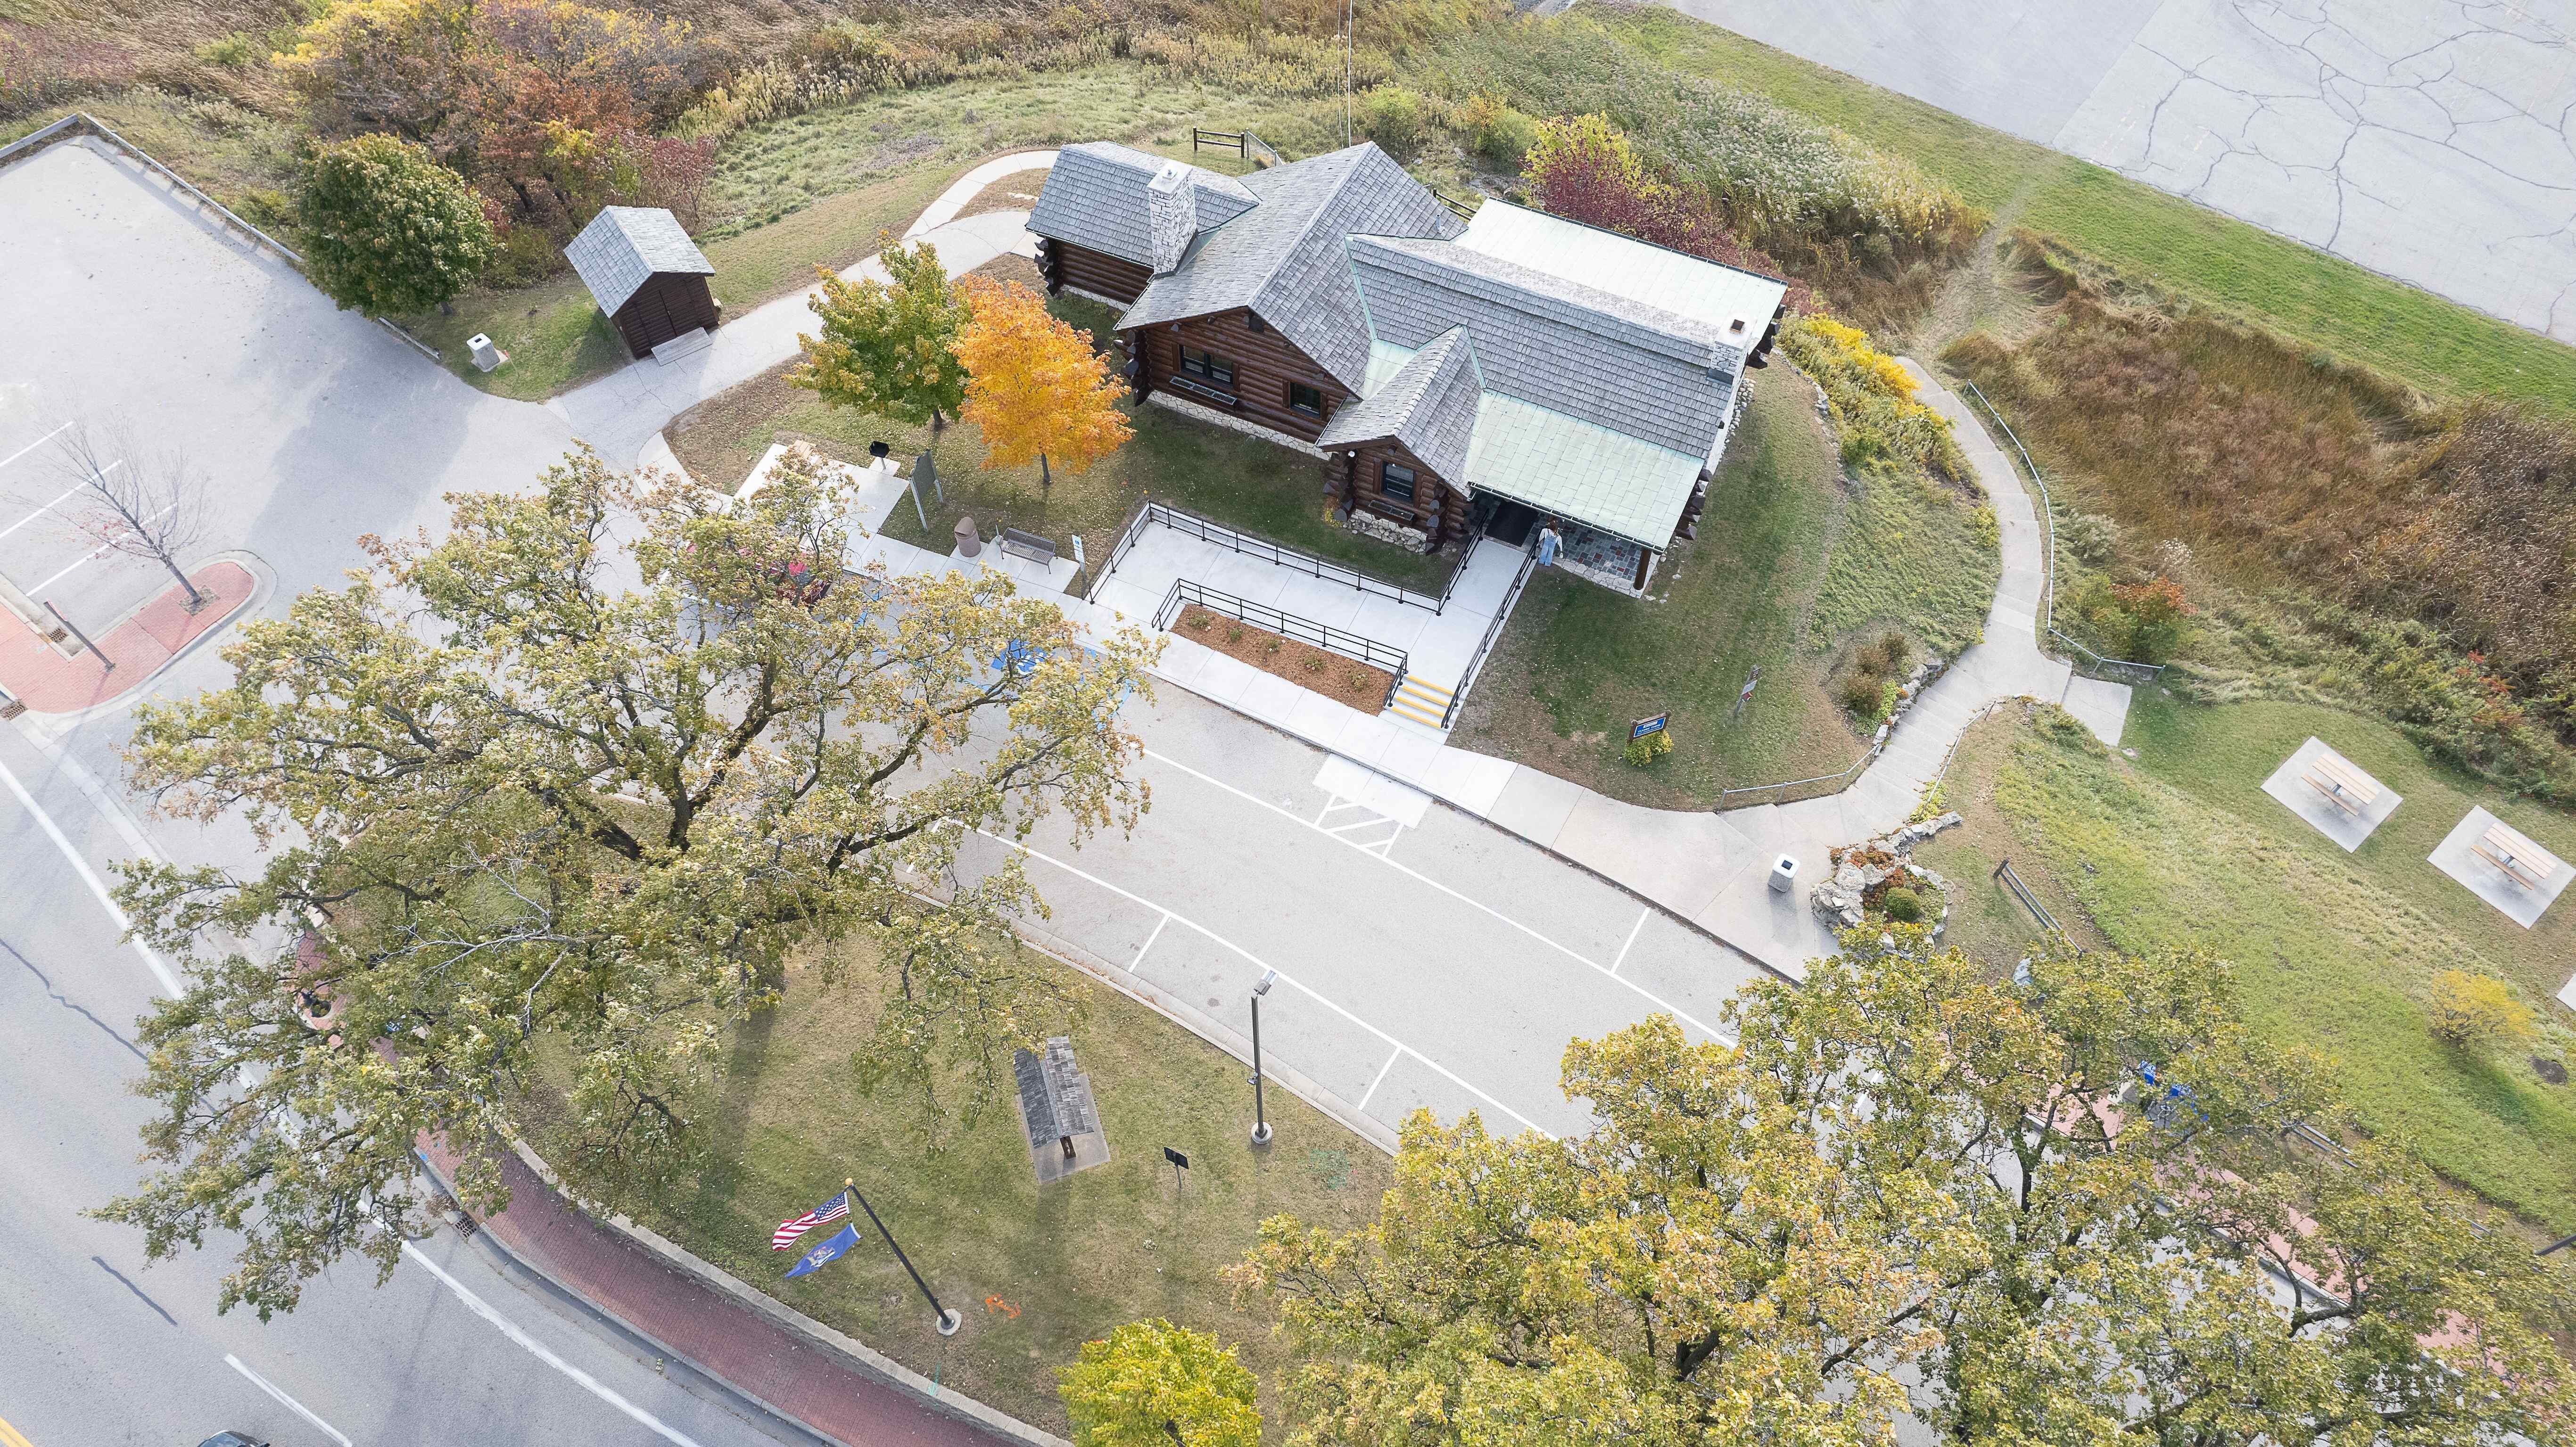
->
[1146,161,1196,275]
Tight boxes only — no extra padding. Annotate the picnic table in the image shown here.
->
[2302,750,2379,816]
[2473,819,2558,891]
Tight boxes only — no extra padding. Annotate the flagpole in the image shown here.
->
[850,1178,961,1336]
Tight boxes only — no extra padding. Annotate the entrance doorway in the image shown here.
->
[1483,498,1537,547]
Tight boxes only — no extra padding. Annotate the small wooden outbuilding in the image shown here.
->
[564,206,720,359]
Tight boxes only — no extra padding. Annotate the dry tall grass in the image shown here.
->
[1948,237,2576,774]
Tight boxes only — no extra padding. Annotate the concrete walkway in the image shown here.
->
[553,151,1059,467]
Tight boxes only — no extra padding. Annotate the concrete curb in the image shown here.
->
[482,1138,1072,1447]
[9,549,275,728]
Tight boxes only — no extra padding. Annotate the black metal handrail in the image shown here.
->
[1102,501,1450,613]
[1438,536,1537,730]
[1156,580,1410,710]
[1993,858,2059,932]
[1958,378,2163,684]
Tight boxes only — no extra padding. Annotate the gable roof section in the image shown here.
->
[1119,144,1462,390]
[1316,327,1479,485]
[565,206,714,316]
[1348,234,1740,460]
[1025,142,1257,269]
[1455,200,1789,345]
[1465,397,1705,551]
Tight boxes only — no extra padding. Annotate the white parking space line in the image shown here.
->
[0,421,71,474]
[1130,911,1171,971]
[1143,748,1733,1044]
[402,1242,708,1447]
[224,1354,354,1447]
[1609,909,1648,977]
[0,474,102,543]
[977,827,1553,1137]
[27,497,169,596]
[0,752,182,995]
[1356,1047,1403,1111]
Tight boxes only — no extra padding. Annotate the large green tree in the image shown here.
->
[791,236,971,430]
[299,132,495,315]
[1058,1319,1263,1447]
[1240,929,2576,1446]
[100,444,1159,1316]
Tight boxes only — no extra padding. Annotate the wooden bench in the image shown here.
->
[2301,751,2379,816]
[2472,820,2558,891]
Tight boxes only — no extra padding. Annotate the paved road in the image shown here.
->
[0,729,823,1447]
[1656,0,2576,344]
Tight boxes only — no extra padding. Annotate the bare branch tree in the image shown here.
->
[54,420,210,611]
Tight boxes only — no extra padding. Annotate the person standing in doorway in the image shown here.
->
[1536,522,1561,568]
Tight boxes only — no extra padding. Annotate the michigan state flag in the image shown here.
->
[783,1221,863,1280]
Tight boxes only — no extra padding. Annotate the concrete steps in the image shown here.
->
[1387,674,1452,729]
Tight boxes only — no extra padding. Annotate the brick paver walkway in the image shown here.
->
[0,561,256,714]
[422,1138,1024,1447]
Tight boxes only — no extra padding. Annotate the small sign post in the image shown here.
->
[1731,665,1761,721]
[1162,1145,1190,1192]
[1630,713,1668,742]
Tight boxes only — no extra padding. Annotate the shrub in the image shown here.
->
[1454,91,1539,166]
[2060,512,2120,567]
[1360,85,1429,156]
[2427,970,2533,1046]
[1622,729,1672,767]
[1872,632,1910,674]
[1781,316,1967,485]
[1520,114,1811,313]
[299,133,495,315]
[1838,672,1888,720]
[195,32,262,66]
[1879,887,1923,923]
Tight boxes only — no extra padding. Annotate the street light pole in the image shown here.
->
[1250,970,1276,1146]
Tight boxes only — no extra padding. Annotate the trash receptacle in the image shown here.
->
[466,333,505,372]
[953,515,983,558]
[1767,855,1799,894]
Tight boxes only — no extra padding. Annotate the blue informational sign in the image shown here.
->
[1631,713,1669,741]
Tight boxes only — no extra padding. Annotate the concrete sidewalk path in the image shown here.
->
[553,152,1059,467]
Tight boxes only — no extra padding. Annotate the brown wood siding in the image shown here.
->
[1049,242,1152,306]
[1132,308,1350,444]
[610,272,721,359]
[1336,437,1467,548]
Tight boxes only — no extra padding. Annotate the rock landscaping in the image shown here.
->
[1811,812,1964,932]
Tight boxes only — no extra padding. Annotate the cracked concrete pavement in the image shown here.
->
[1656,0,2576,343]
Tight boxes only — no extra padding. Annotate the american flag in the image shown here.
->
[770,1189,851,1250]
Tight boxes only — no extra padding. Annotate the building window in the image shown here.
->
[1380,460,1418,504]
[1247,313,1270,333]
[1288,381,1324,417]
[1179,345,1235,386]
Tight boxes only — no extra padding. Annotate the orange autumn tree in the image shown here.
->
[954,277,1132,490]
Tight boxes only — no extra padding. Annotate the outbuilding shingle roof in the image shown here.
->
[1024,142,1256,269]
[564,206,713,317]
[1118,144,1461,391]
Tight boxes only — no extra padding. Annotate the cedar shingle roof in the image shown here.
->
[564,206,713,316]
[1316,326,1478,485]
[1116,144,1462,391]
[1025,142,1256,269]
[1347,234,1740,460]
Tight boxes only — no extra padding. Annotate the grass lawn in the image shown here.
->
[1916,701,2576,1230]
[1587,8,2576,420]
[528,938,1392,1435]
[665,287,1453,595]
[1454,367,1851,803]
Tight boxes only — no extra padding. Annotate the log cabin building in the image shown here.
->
[564,206,722,360]
[1027,140,1787,595]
